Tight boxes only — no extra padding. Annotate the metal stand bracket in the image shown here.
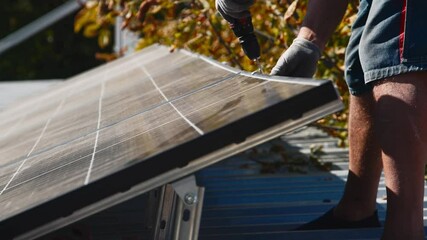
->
[154,175,204,240]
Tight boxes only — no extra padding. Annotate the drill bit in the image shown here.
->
[252,58,263,74]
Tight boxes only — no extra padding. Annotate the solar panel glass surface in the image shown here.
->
[0,45,342,239]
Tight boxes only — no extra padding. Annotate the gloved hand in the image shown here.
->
[270,37,321,77]
[215,0,254,21]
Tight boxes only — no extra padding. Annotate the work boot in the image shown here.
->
[293,207,381,230]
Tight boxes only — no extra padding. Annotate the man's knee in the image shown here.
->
[372,72,427,155]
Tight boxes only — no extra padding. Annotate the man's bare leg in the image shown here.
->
[372,72,427,240]
[334,92,383,221]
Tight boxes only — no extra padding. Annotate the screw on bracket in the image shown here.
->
[184,192,197,205]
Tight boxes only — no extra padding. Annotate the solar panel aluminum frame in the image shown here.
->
[1,47,343,239]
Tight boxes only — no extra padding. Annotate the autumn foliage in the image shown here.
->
[74,0,360,145]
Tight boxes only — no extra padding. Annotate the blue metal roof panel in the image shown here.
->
[195,127,395,239]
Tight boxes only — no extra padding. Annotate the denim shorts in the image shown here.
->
[345,0,427,95]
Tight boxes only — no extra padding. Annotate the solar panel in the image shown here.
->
[0,45,343,239]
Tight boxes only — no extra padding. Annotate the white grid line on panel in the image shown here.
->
[5,114,189,191]
[0,100,45,157]
[0,112,30,160]
[65,47,168,90]
[85,82,105,185]
[3,75,269,190]
[0,95,67,195]
[0,48,231,163]
[140,66,204,136]
[2,63,270,190]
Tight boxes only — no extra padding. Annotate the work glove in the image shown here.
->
[270,37,321,77]
[215,0,254,21]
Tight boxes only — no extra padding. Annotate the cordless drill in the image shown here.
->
[227,15,261,62]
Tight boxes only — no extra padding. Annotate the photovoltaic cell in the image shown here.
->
[0,45,342,239]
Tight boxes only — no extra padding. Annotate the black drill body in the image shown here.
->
[228,16,261,61]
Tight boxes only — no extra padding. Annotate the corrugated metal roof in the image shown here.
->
[195,126,427,239]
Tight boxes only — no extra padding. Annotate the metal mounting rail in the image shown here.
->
[0,0,86,55]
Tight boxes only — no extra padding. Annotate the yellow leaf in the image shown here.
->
[335,47,346,55]
[74,9,89,33]
[98,29,111,48]
[74,10,85,32]
[74,5,98,33]
[150,5,163,14]
[95,52,117,62]
[83,23,100,38]
[85,0,98,9]
[198,0,210,11]
[284,0,298,21]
